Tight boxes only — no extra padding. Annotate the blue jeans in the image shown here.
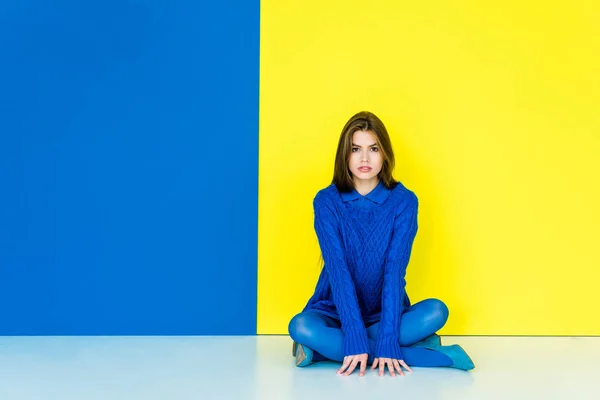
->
[288,298,453,367]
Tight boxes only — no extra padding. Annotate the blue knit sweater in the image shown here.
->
[302,180,419,360]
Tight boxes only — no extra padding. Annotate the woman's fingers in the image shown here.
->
[344,357,360,376]
[399,360,413,373]
[393,360,404,376]
[340,356,410,377]
[386,361,395,377]
[386,359,397,377]
[337,356,351,375]
[371,358,379,370]
[359,357,367,377]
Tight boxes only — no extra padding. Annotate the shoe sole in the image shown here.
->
[295,344,307,366]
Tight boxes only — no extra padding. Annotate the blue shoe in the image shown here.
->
[410,334,442,348]
[432,344,475,371]
[295,343,314,367]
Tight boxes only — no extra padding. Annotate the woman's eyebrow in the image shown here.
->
[352,143,378,147]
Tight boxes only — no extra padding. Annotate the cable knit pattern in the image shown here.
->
[303,182,418,359]
[374,199,418,360]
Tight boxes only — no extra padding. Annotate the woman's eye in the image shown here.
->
[352,148,359,152]
[371,147,379,152]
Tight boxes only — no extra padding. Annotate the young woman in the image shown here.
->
[288,111,474,377]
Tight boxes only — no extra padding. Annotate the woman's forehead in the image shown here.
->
[352,130,378,144]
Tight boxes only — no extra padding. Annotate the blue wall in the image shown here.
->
[0,0,259,335]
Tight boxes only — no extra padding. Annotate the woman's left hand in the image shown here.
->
[371,357,412,377]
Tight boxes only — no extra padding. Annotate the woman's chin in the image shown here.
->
[352,171,379,181]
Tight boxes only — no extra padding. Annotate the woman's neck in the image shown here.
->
[353,177,380,196]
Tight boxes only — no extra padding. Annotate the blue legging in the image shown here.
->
[288,298,453,367]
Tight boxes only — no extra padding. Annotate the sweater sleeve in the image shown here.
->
[313,194,370,357]
[374,194,419,360]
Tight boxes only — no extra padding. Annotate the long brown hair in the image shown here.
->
[317,112,398,268]
[332,111,398,192]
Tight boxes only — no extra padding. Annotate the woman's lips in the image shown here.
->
[358,167,372,172]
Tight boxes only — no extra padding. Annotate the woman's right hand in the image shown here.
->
[337,353,369,376]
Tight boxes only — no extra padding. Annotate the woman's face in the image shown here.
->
[348,130,383,184]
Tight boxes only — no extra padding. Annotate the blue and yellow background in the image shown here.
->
[1,0,599,336]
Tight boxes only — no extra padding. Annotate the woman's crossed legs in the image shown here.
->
[288,298,453,367]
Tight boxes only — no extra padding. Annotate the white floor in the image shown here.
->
[0,336,598,400]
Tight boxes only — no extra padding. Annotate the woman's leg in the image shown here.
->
[288,309,453,367]
[366,298,449,345]
[288,311,348,362]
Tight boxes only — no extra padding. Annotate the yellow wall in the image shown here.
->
[258,0,600,335]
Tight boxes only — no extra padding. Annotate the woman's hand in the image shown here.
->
[371,357,413,377]
[337,353,369,376]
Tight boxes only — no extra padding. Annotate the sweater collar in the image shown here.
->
[340,180,390,204]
